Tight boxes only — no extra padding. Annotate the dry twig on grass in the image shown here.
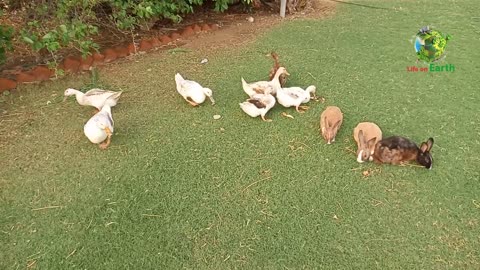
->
[66,249,76,259]
[31,205,61,211]
[242,176,272,193]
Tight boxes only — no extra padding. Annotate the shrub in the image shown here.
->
[2,0,253,67]
[0,25,13,65]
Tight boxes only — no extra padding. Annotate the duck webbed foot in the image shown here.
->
[99,128,112,150]
[261,115,273,122]
[296,105,309,113]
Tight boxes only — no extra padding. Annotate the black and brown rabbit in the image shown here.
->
[372,136,434,169]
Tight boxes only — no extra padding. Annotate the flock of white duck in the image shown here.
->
[63,53,434,169]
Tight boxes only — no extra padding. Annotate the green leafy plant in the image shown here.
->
[213,0,254,12]
[109,0,205,29]
[0,25,14,65]
[11,0,254,67]
[20,20,99,55]
[81,67,109,91]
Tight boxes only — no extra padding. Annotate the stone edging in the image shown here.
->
[0,23,219,93]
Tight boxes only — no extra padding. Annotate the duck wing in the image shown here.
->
[95,110,114,132]
[282,87,309,101]
[176,75,203,96]
[247,98,267,109]
[84,88,116,97]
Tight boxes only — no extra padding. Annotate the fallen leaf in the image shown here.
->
[213,114,221,120]
[281,112,294,119]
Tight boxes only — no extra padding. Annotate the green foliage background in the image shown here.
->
[0,0,253,66]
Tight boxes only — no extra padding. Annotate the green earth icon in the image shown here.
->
[414,26,451,62]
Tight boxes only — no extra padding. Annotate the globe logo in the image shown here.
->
[414,26,451,62]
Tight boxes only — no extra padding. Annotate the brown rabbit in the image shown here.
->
[353,122,382,163]
[320,106,343,144]
[372,136,434,169]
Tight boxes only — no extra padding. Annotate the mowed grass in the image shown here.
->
[1,0,480,268]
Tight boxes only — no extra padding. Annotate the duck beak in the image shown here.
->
[62,96,68,102]
[285,71,290,76]
[209,96,215,105]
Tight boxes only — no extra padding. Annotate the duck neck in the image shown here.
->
[101,104,111,114]
[271,70,283,88]
[73,90,85,104]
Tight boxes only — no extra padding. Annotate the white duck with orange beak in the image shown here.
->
[64,88,122,111]
[84,104,114,149]
[175,73,215,106]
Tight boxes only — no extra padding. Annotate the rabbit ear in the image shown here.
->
[332,120,341,130]
[321,117,327,132]
[420,142,428,153]
[426,138,434,151]
[358,130,365,143]
[325,117,330,128]
[367,137,377,149]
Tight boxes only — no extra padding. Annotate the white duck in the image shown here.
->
[239,93,276,122]
[64,88,122,111]
[175,73,215,106]
[241,67,289,97]
[84,104,114,149]
[277,85,317,113]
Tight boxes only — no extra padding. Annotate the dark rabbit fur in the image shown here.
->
[373,136,434,169]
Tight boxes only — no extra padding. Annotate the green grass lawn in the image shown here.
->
[1,0,480,268]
